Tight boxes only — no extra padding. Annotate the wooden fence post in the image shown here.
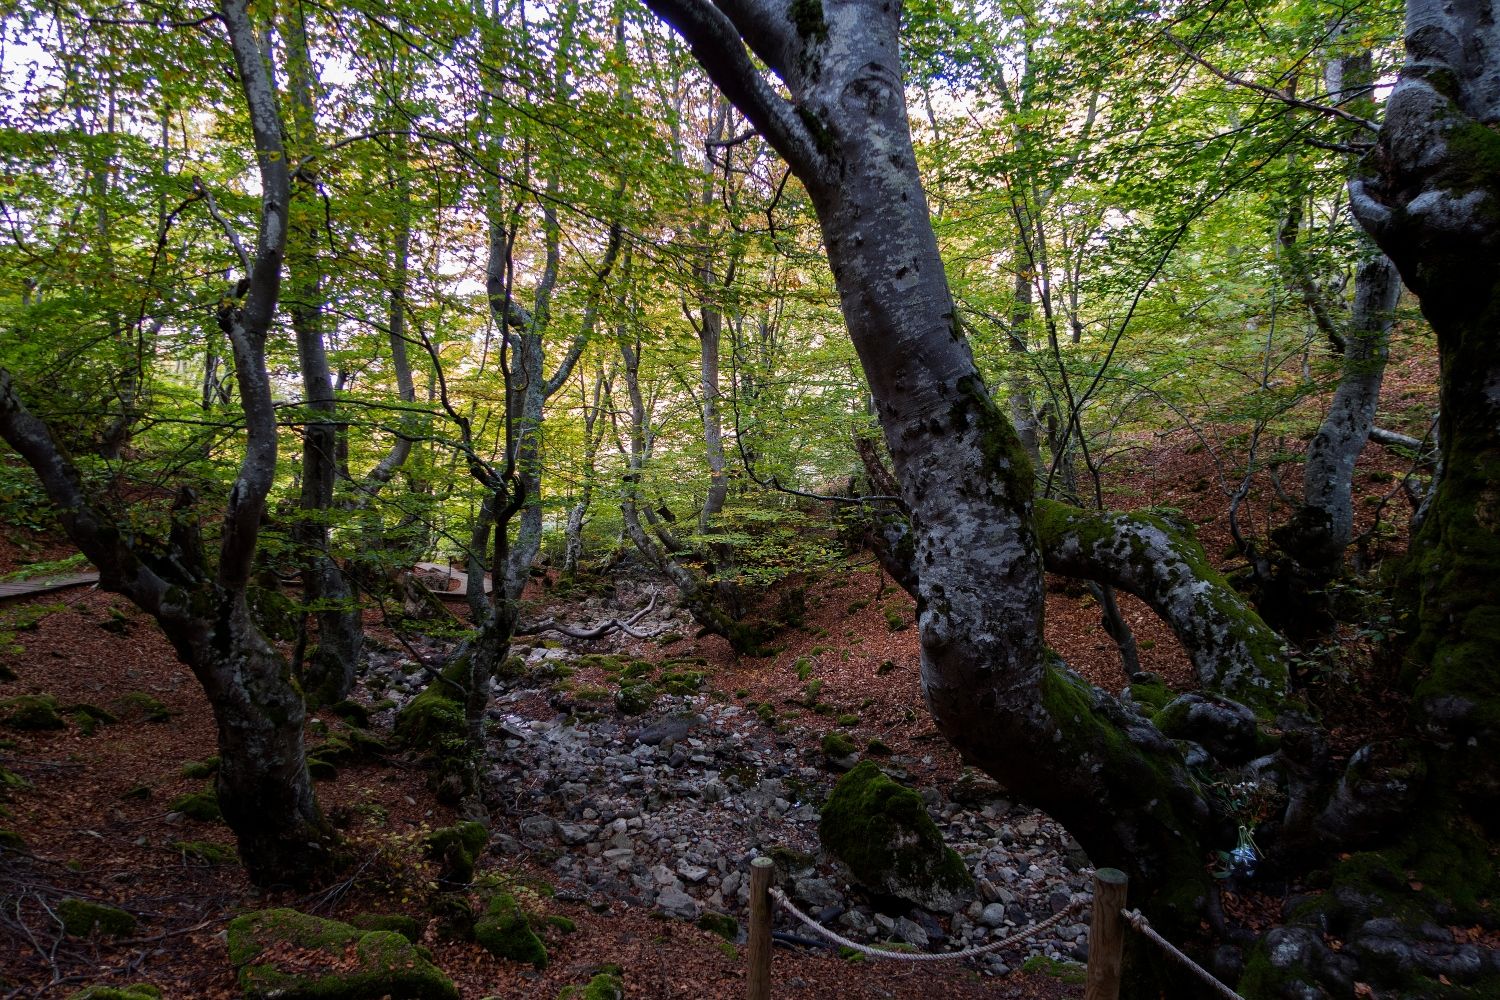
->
[747,855,775,1000]
[1085,867,1128,1000]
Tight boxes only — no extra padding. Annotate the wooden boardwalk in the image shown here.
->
[0,571,99,601]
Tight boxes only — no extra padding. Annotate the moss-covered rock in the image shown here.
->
[425,820,489,884]
[350,912,422,940]
[818,761,974,911]
[1,693,64,730]
[614,682,656,716]
[168,787,221,822]
[179,756,219,779]
[228,907,458,1000]
[696,911,738,941]
[63,985,162,1000]
[172,840,237,865]
[558,972,625,999]
[474,892,547,969]
[0,828,26,852]
[112,692,172,723]
[58,899,136,937]
[395,657,475,804]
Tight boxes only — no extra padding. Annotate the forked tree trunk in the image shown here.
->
[0,0,336,887]
[643,0,1241,905]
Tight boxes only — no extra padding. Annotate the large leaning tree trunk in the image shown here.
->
[0,0,336,888]
[642,0,1288,918]
[1351,0,1500,818]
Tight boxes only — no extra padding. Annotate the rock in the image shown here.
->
[474,892,548,969]
[893,916,929,948]
[519,815,560,843]
[818,762,974,912]
[424,820,488,884]
[635,716,698,746]
[979,902,1006,928]
[227,908,458,999]
[678,862,711,883]
[58,899,136,938]
[792,876,842,909]
[656,887,700,920]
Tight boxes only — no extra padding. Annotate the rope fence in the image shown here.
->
[770,886,1087,962]
[744,856,1248,1000]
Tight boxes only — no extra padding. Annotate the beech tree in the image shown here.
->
[0,0,336,886]
[635,0,1500,992]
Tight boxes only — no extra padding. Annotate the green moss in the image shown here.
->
[559,972,625,999]
[953,375,1035,505]
[865,738,891,756]
[328,699,370,726]
[794,658,814,681]
[882,607,907,632]
[818,761,973,908]
[658,671,704,695]
[63,986,163,1000]
[1,764,30,794]
[395,656,475,802]
[1020,955,1086,984]
[545,914,576,933]
[168,787,222,823]
[350,912,422,940]
[180,756,220,779]
[789,0,827,40]
[58,898,136,937]
[0,693,63,730]
[0,829,27,851]
[821,731,857,758]
[172,840,237,865]
[614,682,656,715]
[228,908,457,1000]
[696,911,738,941]
[112,692,172,723]
[474,892,547,969]
[425,820,489,884]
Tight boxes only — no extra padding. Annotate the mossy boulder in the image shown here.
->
[168,787,222,822]
[696,911,738,941]
[350,912,423,940]
[425,820,489,884]
[1,693,64,730]
[558,972,625,999]
[474,892,547,969]
[112,692,172,723]
[58,899,136,937]
[64,985,162,1000]
[395,657,475,804]
[614,682,656,716]
[228,907,458,1000]
[818,761,974,912]
[820,731,860,771]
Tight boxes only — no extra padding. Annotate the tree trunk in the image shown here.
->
[0,0,336,887]
[1350,0,1500,809]
[644,0,1227,906]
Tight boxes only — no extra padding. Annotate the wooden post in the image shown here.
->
[747,855,775,1000]
[1085,867,1128,1000]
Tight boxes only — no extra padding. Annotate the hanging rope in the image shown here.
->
[1121,908,1246,1000]
[768,887,1087,963]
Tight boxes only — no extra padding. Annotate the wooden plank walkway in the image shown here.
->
[0,571,99,601]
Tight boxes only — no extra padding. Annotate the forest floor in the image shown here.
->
[0,344,1440,999]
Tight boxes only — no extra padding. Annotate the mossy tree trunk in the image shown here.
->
[1351,0,1500,815]
[643,0,1227,912]
[0,0,337,888]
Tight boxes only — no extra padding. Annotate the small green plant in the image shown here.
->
[883,607,907,632]
[794,658,814,681]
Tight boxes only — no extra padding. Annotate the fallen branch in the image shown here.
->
[516,590,663,640]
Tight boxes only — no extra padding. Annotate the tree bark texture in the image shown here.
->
[644,0,1225,900]
[1351,0,1500,809]
[0,0,336,887]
